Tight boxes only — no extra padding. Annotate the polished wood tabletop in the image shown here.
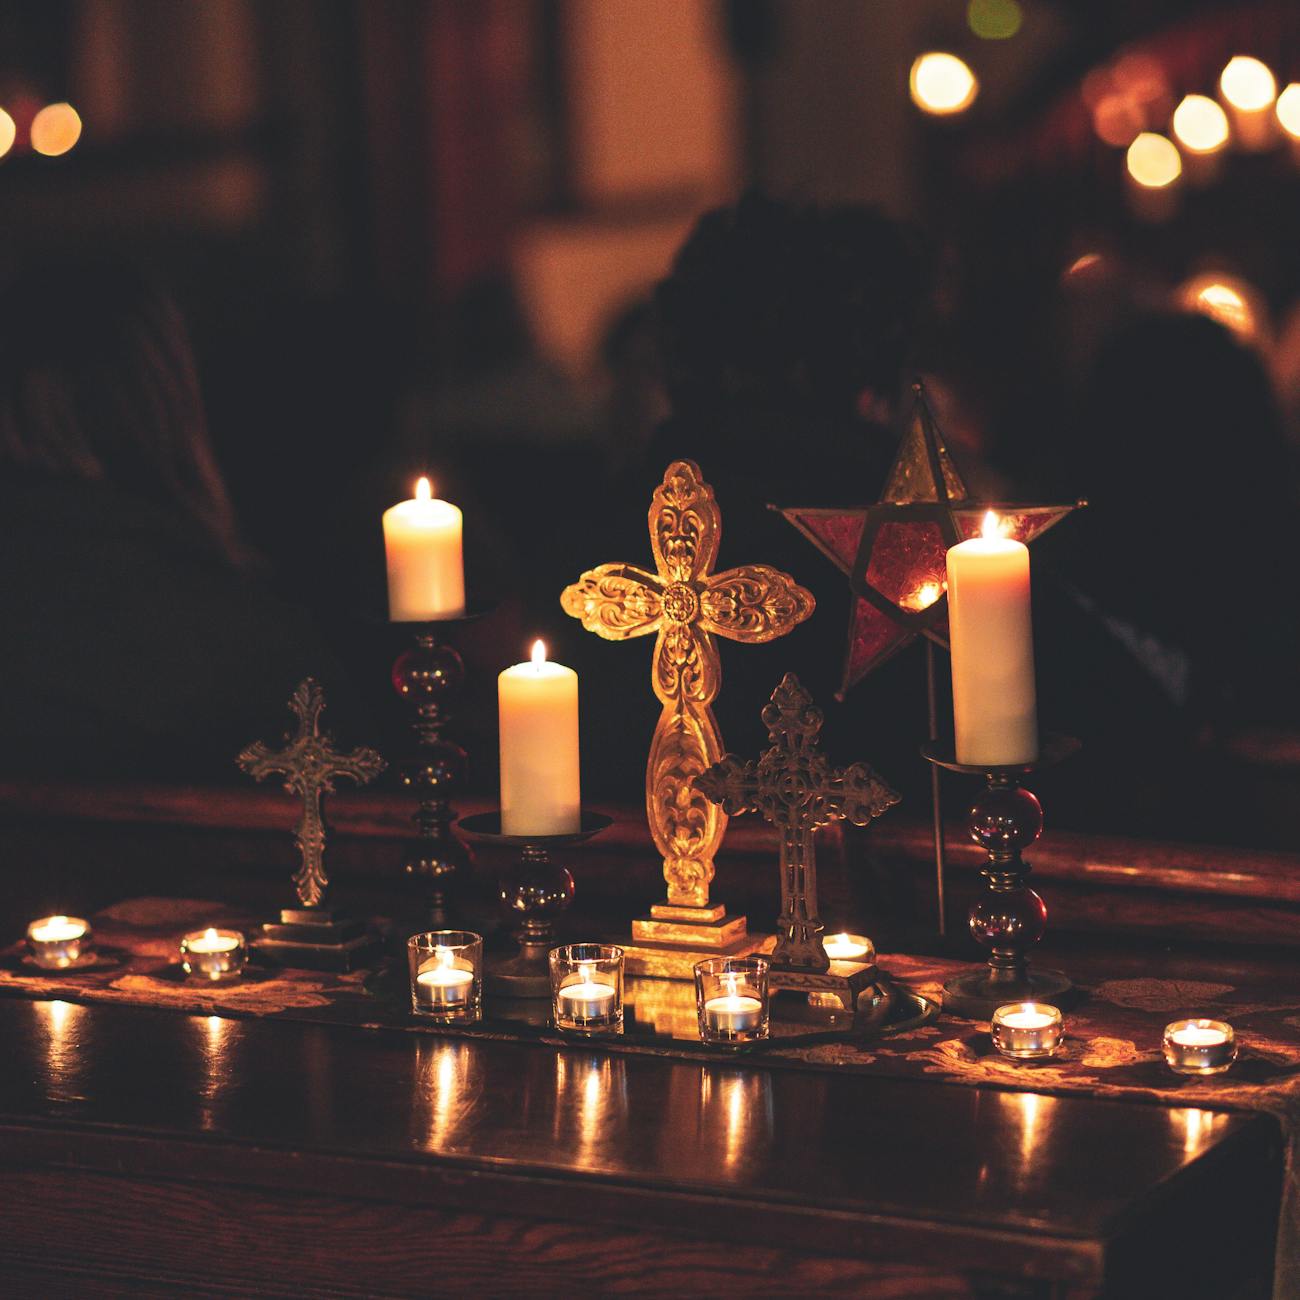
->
[0,995,1281,1298]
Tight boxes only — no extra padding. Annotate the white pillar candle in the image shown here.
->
[498,640,581,836]
[946,512,1038,767]
[383,476,465,621]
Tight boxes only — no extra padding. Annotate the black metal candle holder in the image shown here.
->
[922,733,1080,1020]
[458,811,613,999]
[391,613,485,928]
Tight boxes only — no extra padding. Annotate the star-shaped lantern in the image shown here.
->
[775,383,1083,697]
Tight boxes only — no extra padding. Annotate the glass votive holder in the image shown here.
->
[550,944,624,1035]
[695,955,770,1048]
[990,1002,1064,1060]
[1163,1018,1237,1076]
[409,931,483,1023]
[26,915,93,969]
[179,928,248,981]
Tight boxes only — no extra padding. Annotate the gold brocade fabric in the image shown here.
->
[4,900,1300,1296]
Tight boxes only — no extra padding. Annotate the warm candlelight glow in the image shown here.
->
[578,962,594,983]
[1171,1024,1228,1047]
[902,580,944,612]
[1277,83,1300,137]
[0,108,15,159]
[30,916,85,943]
[531,639,547,667]
[1219,56,1276,111]
[1171,94,1229,153]
[980,509,1005,540]
[909,52,978,116]
[415,476,432,502]
[999,1006,1056,1030]
[31,102,82,156]
[1177,274,1258,341]
[1126,132,1182,188]
[435,944,454,970]
[823,932,872,960]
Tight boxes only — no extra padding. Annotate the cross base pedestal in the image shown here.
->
[770,959,879,1014]
[253,907,380,973]
[630,902,750,950]
[622,930,775,980]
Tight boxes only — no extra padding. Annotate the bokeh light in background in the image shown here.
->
[1219,56,1277,112]
[1126,132,1182,187]
[1276,83,1300,139]
[1171,94,1229,153]
[909,52,978,116]
[1177,273,1263,343]
[30,102,82,157]
[966,0,1022,41]
[0,109,15,160]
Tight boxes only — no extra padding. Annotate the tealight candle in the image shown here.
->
[179,928,247,981]
[695,956,770,1047]
[550,944,623,1034]
[991,1002,1064,1060]
[408,930,482,1023]
[26,915,92,969]
[1163,1019,1237,1076]
[823,932,873,962]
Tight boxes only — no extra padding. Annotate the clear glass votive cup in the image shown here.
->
[550,944,624,1035]
[990,1002,1064,1060]
[26,915,93,969]
[180,927,247,981]
[695,955,770,1047]
[409,930,483,1023]
[1163,1018,1237,1076]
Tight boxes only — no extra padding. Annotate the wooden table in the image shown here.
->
[0,783,1290,1297]
[0,994,1281,1298]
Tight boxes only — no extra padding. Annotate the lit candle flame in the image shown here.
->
[832,932,850,946]
[723,972,739,1000]
[578,962,594,984]
[531,639,547,666]
[415,476,432,502]
[981,510,1003,540]
[204,927,219,943]
[435,945,453,969]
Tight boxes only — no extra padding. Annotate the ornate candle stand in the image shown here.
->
[922,734,1080,1019]
[391,617,478,928]
[458,811,613,998]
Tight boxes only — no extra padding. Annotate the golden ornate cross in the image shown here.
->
[237,679,386,908]
[561,460,814,908]
[696,673,898,968]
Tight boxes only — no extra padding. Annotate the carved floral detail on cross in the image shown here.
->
[561,461,814,908]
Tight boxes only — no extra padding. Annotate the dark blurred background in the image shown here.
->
[1,0,1298,846]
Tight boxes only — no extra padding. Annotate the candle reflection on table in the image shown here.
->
[196,1013,236,1132]
[552,1051,628,1168]
[414,1038,477,1153]
[692,1068,775,1177]
[36,998,88,1104]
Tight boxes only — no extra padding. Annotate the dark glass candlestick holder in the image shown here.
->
[922,734,1079,1020]
[391,614,484,927]
[458,811,612,999]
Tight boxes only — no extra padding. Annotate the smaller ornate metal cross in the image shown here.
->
[238,679,386,908]
[696,674,899,970]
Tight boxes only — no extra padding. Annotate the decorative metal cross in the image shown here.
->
[562,460,814,910]
[237,679,386,908]
[696,673,899,969]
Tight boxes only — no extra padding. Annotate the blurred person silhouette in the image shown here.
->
[0,259,355,778]
[1032,311,1299,841]
[568,193,934,828]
